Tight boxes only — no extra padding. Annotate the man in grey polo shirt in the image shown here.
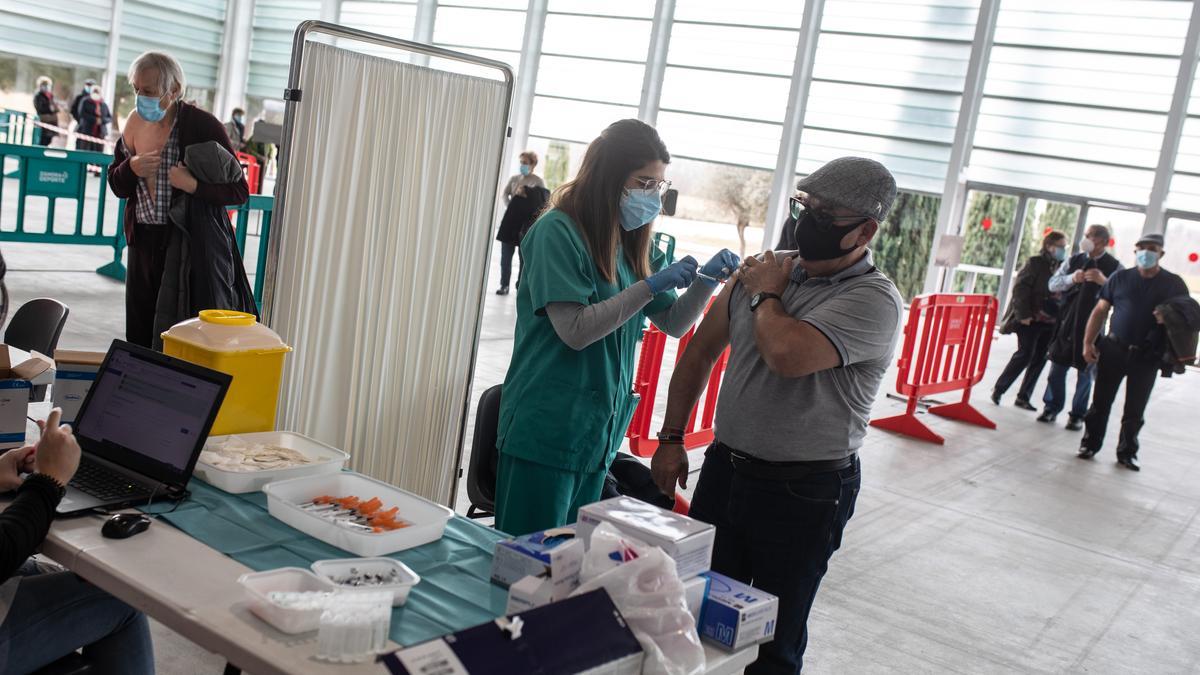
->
[652,157,902,674]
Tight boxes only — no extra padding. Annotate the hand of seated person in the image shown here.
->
[0,446,37,492]
[31,408,82,487]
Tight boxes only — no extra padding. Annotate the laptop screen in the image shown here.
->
[74,342,230,487]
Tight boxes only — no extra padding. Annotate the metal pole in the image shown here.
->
[102,0,124,104]
[638,0,676,126]
[213,0,255,120]
[413,0,438,67]
[1072,203,1090,252]
[504,0,549,175]
[1144,0,1200,234]
[922,0,1001,294]
[762,0,826,252]
[997,194,1029,317]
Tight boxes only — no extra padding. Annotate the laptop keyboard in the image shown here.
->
[69,460,153,503]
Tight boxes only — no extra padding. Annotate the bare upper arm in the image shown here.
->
[686,281,734,362]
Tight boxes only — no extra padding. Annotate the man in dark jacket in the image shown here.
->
[1037,225,1121,429]
[69,79,96,126]
[75,86,112,153]
[1078,233,1190,470]
[992,230,1069,410]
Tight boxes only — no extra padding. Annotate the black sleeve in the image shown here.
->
[0,475,63,582]
[1009,258,1037,320]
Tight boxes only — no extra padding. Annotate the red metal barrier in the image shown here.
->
[870,293,999,444]
[237,152,262,194]
[627,322,729,458]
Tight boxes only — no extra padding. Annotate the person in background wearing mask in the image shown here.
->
[74,83,112,153]
[496,151,548,295]
[69,78,96,129]
[32,77,59,147]
[494,120,740,535]
[0,409,153,674]
[107,51,250,348]
[1037,225,1121,429]
[224,107,265,191]
[1078,233,1189,470]
[992,230,1069,410]
[653,157,902,674]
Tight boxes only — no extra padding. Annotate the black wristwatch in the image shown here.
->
[749,292,782,312]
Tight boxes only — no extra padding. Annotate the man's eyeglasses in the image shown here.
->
[631,178,673,194]
[790,196,870,232]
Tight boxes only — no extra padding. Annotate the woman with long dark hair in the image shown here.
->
[494,119,740,535]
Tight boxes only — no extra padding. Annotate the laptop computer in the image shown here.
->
[55,340,232,515]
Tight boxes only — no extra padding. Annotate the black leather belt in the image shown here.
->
[717,442,856,480]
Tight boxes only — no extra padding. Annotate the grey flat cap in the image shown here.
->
[797,157,897,221]
[1136,232,1164,247]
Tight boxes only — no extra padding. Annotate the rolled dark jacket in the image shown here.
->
[1000,253,1057,334]
[1047,252,1121,367]
[1157,294,1200,375]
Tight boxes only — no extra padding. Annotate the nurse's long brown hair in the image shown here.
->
[551,119,670,283]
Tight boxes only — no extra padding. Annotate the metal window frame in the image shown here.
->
[1146,0,1200,234]
[260,20,514,507]
[762,0,827,250]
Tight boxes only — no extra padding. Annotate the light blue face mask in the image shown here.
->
[518,164,531,176]
[619,187,662,231]
[1051,246,1067,262]
[1135,249,1160,269]
[136,95,167,122]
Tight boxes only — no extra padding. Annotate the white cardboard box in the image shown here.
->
[577,497,715,581]
[698,572,779,651]
[0,346,54,450]
[505,573,558,614]
[52,350,105,426]
[491,526,582,601]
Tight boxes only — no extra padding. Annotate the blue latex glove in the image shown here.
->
[699,249,741,286]
[646,256,698,295]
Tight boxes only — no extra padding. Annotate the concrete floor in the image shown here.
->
[4,215,1200,672]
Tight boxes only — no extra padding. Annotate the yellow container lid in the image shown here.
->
[162,310,292,354]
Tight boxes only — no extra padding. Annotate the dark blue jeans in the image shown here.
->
[498,242,519,288]
[689,443,860,675]
[1041,361,1094,419]
[0,560,153,674]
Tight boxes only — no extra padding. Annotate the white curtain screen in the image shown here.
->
[271,39,509,504]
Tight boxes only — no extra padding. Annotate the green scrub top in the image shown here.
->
[496,208,676,473]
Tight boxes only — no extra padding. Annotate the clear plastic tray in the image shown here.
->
[238,567,334,634]
[311,557,420,606]
[264,472,453,557]
[194,431,349,494]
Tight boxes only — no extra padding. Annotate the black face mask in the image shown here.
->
[793,211,865,261]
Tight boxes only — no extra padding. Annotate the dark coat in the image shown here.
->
[497,186,550,245]
[152,140,257,349]
[1158,294,1200,376]
[33,91,58,141]
[107,101,249,248]
[1000,252,1058,334]
[76,97,112,139]
[1048,252,1121,368]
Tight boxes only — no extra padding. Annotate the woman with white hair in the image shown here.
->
[107,51,251,347]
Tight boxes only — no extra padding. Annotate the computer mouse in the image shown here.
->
[101,513,151,539]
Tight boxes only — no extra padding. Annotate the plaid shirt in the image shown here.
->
[134,124,180,225]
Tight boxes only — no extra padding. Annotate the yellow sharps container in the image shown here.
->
[162,310,292,436]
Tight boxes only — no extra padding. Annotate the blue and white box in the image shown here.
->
[491,526,582,600]
[699,572,779,651]
[0,346,54,450]
[52,351,105,426]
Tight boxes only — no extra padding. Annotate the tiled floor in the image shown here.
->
[5,196,1200,672]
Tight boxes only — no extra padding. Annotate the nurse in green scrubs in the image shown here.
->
[494,119,741,535]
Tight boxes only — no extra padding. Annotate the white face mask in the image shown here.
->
[1079,238,1095,254]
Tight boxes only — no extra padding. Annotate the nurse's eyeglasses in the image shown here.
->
[790,196,871,232]
[631,178,673,194]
